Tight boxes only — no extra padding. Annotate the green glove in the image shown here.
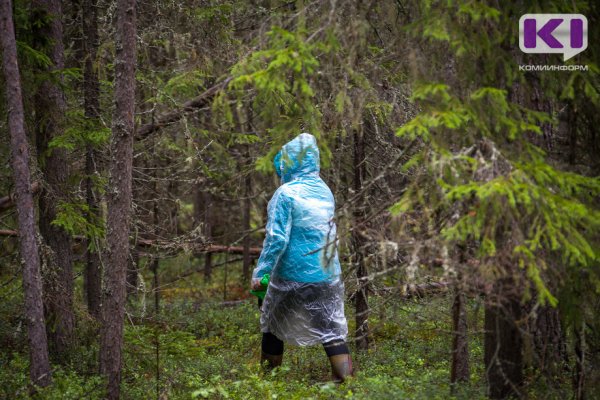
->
[250,274,270,300]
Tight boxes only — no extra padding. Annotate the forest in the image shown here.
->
[0,0,599,399]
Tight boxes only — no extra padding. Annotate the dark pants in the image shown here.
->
[262,332,349,357]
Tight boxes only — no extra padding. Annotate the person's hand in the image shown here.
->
[251,278,265,291]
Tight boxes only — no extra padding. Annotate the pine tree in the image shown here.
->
[0,0,52,387]
[30,0,75,358]
[99,0,137,397]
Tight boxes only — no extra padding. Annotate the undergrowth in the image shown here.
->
[0,254,580,399]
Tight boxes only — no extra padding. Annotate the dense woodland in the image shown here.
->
[0,0,599,399]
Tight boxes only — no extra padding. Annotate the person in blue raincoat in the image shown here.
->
[251,133,353,382]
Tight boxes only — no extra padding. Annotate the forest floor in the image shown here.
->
[0,254,578,399]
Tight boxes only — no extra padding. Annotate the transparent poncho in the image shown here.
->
[252,133,348,346]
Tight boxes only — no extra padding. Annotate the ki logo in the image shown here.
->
[519,14,588,61]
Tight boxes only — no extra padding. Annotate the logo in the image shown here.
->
[519,14,587,61]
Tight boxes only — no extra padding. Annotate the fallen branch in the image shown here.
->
[197,244,261,256]
[136,77,232,140]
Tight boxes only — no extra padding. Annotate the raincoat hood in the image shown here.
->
[274,133,320,183]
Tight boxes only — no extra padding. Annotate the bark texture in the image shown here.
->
[31,0,75,358]
[99,0,136,397]
[0,0,52,386]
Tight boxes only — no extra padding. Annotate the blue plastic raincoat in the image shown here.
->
[252,133,348,346]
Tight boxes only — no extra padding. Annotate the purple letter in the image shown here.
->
[571,19,583,48]
[524,19,537,48]
[524,18,564,48]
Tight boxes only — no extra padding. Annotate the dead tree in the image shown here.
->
[0,0,52,386]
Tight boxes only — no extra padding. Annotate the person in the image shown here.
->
[251,133,353,383]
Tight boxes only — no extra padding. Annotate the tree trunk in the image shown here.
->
[353,127,369,351]
[193,181,203,228]
[573,320,585,400]
[568,103,578,165]
[484,284,523,399]
[126,250,139,296]
[451,290,469,385]
[31,0,75,359]
[204,191,213,282]
[529,304,567,375]
[242,151,252,284]
[82,0,102,318]
[0,0,52,386]
[152,256,160,398]
[84,145,102,317]
[99,0,136,397]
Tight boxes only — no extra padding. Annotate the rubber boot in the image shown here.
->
[328,354,353,383]
[261,351,283,370]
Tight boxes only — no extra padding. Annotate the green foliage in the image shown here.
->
[161,70,209,104]
[393,1,600,309]
[396,83,550,143]
[0,353,104,399]
[48,111,110,151]
[189,4,234,25]
[224,26,338,173]
[51,200,105,248]
[16,41,52,68]
[409,1,502,69]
